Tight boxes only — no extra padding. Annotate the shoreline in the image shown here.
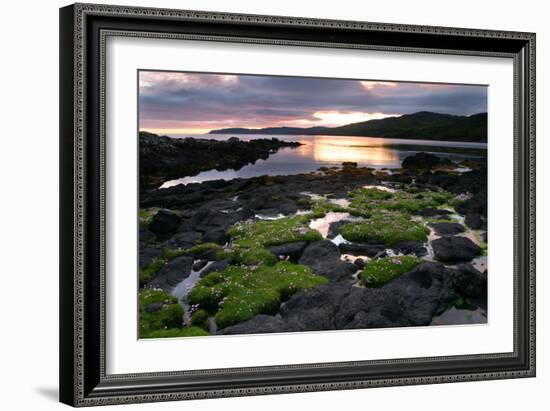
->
[139,148,488,339]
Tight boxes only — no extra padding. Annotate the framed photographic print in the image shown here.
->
[59,3,536,407]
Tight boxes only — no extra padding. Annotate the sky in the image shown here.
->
[139,71,487,135]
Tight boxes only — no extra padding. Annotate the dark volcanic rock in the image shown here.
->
[417,207,452,219]
[298,240,357,282]
[280,283,351,331]
[149,210,181,235]
[402,152,443,169]
[465,213,485,230]
[147,255,194,291]
[338,242,386,257]
[192,260,208,271]
[200,259,233,277]
[139,247,163,270]
[429,222,466,237]
[450,263,487,298]
[431,236,482,263]
[299,240,340,269]
[392,240,428,257]
[217,315,290,334]
[202,229,226,244]
[191,208,252,244]
[383,262,456,325]
[455,191,487,215]
[163,230,202,249]
[324,261,360,282]
[267,241,307,262]
[335,288,411,329]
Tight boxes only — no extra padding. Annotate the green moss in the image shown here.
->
[190,309,210,330]
[297,197,314,208]
[139,248,187,286]
[141,326,210,338]
[225,216,322,268]
[139,289,184,337]
[339,211,430,246]
[188,261,327,329]
[188,242,223,255]
[309,200,348,219]
[228,216,322,248]
[348,187,453,215]
[361,255,422,288]
[234,247,278,266]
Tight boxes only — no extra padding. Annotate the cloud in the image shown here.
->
[139,71,487,132]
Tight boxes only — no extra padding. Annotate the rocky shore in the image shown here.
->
[139,131,302,190]
[138,144,488,338]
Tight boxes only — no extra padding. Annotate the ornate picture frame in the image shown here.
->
[59,3,535,407]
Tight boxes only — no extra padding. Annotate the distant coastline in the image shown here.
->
[208,111,488,143]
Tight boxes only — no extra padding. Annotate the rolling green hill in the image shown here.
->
[209,111,487,142]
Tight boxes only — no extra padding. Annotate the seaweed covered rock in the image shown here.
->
[360,255,423,288]
[432,236,482,263]
[188,261,327,329]
[339,211,430,246]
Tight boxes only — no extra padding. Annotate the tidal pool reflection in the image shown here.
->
[161,134,487,188]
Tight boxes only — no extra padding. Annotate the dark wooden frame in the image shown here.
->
[60,3,536,407]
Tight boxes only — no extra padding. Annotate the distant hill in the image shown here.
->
[209,111,488,142]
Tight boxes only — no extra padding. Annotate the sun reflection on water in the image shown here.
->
[306,136,399,167]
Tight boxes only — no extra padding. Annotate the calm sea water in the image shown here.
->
[161,134,487,188]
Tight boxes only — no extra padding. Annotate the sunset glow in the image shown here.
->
[139,71,487,134]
